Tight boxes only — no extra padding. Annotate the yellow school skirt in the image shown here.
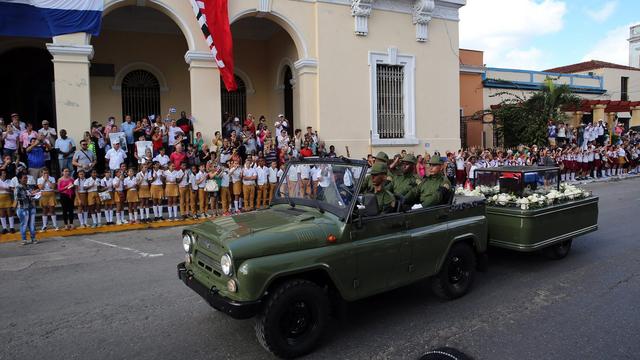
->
[74,192,88,207]
[102,191,115,206]
[138,185,150,199]
[232,181,242,195]
[126,189,139,203]
[150,184,164,200]
[0,193,13,208]
[39,191,57,207]
[114,191,125,204]
[165,183,178,197]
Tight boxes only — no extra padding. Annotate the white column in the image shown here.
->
[185,51,221,144]
[294,58,319,132]
[46,33,93,143]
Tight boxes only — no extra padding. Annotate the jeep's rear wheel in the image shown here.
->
[431,242,476,300]
[544,238,572,260]
[255,279,329,359]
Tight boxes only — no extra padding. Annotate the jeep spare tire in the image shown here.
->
[255,279,329,359]
[431,242,477,300]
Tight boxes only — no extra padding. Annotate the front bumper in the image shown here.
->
[177,262,261,319]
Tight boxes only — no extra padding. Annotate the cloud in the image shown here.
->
[459,0,567,70]
[582,23,635,65]
[585,1,617,23]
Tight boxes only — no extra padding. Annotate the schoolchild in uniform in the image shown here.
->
[37,168,58,231]
[189,164,199,219]
[124,168,140,223]
[85,169,103,227]
[593,147,602,178]
[229,160,242,213]
[0,170,14,233]
[137,163,152,223]
[287,163,299,197]
[101,170,115,225]
[219,163,231,215]
[206,164,221,217]
[255,158,268,209]
[74,170,89,228]
[196,163,207,218]
[150,161,165,220]
[164,162,180,221]
[267,161,278,206]
[277,164,285,196]
[242,159,257,211]
[112,169,127,225]
[177,162,190,219]
[299,163,311,198]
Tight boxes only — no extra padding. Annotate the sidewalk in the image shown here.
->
[0,217,209,244]
[567,172,640,186]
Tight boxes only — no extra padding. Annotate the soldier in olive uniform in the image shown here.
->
[388,153,418,201]
[364,151,391,192]
[365,162,396,214]
[408,156,451,208]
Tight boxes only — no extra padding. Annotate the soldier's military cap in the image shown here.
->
[428,156,444,165]
[375,151,389,162]
[370,162,389,175]
[401,154,417,164]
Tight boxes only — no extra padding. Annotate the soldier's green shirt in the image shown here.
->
[408,173,451,208]
[388,172,418,198]
[374,188,396,214]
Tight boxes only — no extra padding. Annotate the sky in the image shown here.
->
[459,0,640,70]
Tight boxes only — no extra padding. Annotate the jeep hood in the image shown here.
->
[189,206,334,258]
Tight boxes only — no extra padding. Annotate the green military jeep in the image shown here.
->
[177,157,488,358]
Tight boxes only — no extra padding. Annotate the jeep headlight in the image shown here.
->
[220,254,233,276]
[182,233,195,253]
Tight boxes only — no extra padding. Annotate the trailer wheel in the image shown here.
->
[255,279,329,359]
[431,242,476,300]
[544,239,572,260]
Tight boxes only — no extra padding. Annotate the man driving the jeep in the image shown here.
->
[365,162,396,214]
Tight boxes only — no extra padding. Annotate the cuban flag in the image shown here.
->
[0,0,103,38]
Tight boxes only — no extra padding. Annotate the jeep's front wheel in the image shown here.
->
[255,279,329,359]
[431,242,476,300]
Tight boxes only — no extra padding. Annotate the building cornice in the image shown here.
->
[46,44,94,60]
[460,64,485,74]
[184,50,216,65]
[294,58,319,75]
[313,0,463,21]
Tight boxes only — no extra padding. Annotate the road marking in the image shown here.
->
[86,239,164,258]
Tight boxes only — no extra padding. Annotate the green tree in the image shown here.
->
[492,78,581,147]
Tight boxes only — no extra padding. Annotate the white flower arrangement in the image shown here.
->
[458,182,589,210]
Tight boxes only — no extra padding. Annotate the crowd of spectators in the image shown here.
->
[0,110,638,243]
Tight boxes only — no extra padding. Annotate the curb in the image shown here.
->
[0,217,209,244]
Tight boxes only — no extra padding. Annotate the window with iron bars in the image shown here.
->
[376,64,405,139]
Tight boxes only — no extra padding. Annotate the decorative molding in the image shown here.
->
[413,0,435,42]
[294,58,319,75]
[46,44,94,62]
[275,57,297,90]
[460,64,485,74]
[234,67,256,95]
[317,0,462,21]
[111,62,170,92]
[258,0,272,13]
[184,50,218,69]
[351,0,373,36]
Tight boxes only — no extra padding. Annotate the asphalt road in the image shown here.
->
[1,178,639,360]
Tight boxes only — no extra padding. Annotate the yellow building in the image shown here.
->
[0,0,465,157]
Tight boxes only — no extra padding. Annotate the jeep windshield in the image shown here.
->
[271,158,367,219]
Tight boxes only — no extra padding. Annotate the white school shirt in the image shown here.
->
[101,177,114,191]
[310,167,321,182]
[153,154,170,167]
[150,170,164,185]
[468,165,478,179]
[0,179,11,194]
[299,165,310,180]
[343,168,353,187]
[178,170,190,187]
[195,171,207,189]
[242,167,257,185]
[189,171,198,191]
[255,166,267,186]
[84,177,100,192]
[576,153,584,163]
[37,176,56,192]
[455,156,465,170]
[112,177,124,192]
[74,178,88,193]
[137,171,150,186]
[220,170,230,187]
[587,151,595,162]
[124,176,138,191]
[618,148,626,157]
[230,167,242,183]
[267,167,278,183]
[287,165,299,181]
[164,170,179,184]
[277,169,284,182]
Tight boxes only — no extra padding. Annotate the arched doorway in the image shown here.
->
[0,47,54,126]
[229,15,300,131]
[121,69,161,121]
[220,75,246,123]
